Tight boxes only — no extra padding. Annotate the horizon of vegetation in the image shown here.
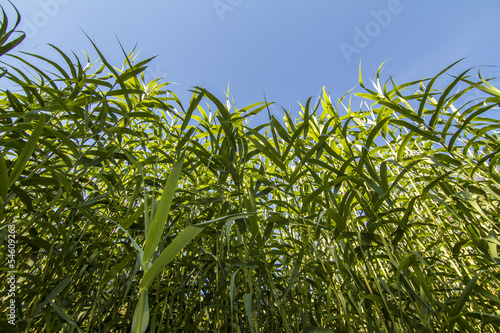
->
[1,4,499,333]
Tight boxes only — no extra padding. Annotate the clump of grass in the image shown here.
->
[0,4,499,333]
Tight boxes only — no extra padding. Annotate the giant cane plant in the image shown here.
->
[1,3,499,332]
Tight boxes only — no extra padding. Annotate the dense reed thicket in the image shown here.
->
[0,6,499,333]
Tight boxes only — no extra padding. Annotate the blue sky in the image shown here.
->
[8,0,500,124]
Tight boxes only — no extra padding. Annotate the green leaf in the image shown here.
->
[230,270,238,321]
[33,278,72,316]
[395,252,416,282]
[429,68,470,130]
[397,130,414,162]
[8,114,45,187]
[142,157,184,265]
[0,151,8,200]
[140,225,204,291]
[50,303,83,333]
[301,327,333,333]
[131,291,149,333]
[99,252,137,287]
[365,116,391,150]
[447,271,482,330]
[484,230,500,262]
[0,4,25,57]
[139,213,254,292]
[181,92,203,132]
[121,203,144,229]
[416,58,464,117]
[243,293,254,333]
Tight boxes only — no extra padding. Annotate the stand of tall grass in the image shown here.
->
[0,5,499,333]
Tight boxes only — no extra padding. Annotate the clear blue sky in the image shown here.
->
[7,0,500,124]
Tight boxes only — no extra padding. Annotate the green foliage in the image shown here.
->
[1,5,500,332]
